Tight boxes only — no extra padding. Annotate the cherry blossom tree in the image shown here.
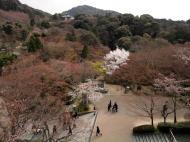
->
[104,48,130,74]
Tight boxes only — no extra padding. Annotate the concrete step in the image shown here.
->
[133,133,171,142]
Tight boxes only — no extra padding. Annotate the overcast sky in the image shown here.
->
[20,0,190,21]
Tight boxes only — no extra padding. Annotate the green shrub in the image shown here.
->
[157,122,190,133]
[27,34,43,52]
[40,49,49,62]
[65,32,76,41]
[133,125,156,134]
[0,53,16,67]
[21,29,28,41]
[115,25,132,38]
[40,20,50,29]
[81,45,89,59]
[118,37,132,50]
[15,22,22,28]
[0,53,17,75]
[77,102,89,112]
[64,95,74,105]
[2,24,13,34]
[30,19,35,27]
[80,31,99,46]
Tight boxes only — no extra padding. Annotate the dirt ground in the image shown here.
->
[91,84,189,142]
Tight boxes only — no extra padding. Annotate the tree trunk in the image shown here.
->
[0,67,2,76]
[150,98,154,126]
[174,95,177,123]
[151,115,154,126]
[150,108,154,126]
[164,116,166,124]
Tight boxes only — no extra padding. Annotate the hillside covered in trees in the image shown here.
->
[62,5,120,16]
[70,12,190,50]
[0,1,190,141]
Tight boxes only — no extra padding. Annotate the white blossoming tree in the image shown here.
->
[104,48,130,74]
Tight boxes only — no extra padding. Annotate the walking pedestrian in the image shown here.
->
[108,100,112,112]
[68,125,72,135]
[108,103,111,112]
[32,124,37,135]
[63,122,67,131]
[42,127,47,140]
[73,111,78,119]
[112,105,114,112]
[94,106,96,115]
[44,121,50,137]
[114,102,118,112]
[109,100,112,107]
[53,125,57,135]
[96,126,102,136]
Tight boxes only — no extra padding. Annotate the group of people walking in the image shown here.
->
[108,100,118,113]
[32,101,119,138]
[31,110,79,140]
[96,100,119,137]
[31,121,51,139]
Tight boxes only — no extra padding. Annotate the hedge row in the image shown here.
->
[133,125,156,134]
[157,122,190,133]
[133,122,190,134]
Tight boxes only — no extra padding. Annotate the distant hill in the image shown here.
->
[0,0,50,46]
[0,0,50,19]
[62,5,121,16]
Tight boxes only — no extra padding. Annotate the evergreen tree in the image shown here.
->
[2,24,13,35]
[0,53,16,76]
[30,19,35,27]
[27,34,43,52]
[81,45,89,59]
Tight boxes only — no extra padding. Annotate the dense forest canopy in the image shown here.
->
[71,13,190,50]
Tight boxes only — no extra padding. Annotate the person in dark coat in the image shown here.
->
[96,126,102,136]
[68,125,72,135]
[112,105,115,112]
[53,125,57,135]
[108,100,112,112]
[94,106,96,115]
[109,100,112,107]
[114,102,118,112]
[108,103,111,112]
[73,111,78,119]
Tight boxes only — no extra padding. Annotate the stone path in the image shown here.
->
[13,82,190,142]
[91,84,189,142]
[19,113,96,142]
[91,95,135,142]
[63,113,96,142]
